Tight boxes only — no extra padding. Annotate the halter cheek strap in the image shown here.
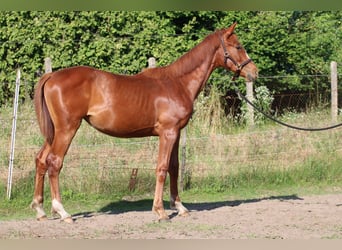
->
[219,36,252,79]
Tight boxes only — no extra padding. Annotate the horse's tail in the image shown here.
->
[34,73,54,145]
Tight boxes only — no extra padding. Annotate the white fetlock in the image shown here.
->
[52,199,72,222]
[174,201,189,216]
[30,200,47,220]
[170,197,190,216]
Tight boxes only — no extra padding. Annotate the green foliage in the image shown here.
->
[0,11,341,107]
[240,85,274,125]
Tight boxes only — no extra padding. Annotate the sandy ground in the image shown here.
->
[0,193,341,239]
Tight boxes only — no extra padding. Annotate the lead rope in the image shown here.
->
[219,32,342,131]
[230,77,342,131]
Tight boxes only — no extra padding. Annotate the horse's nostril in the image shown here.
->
[247,72,257,82]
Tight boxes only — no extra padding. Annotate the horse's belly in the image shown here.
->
[85,111,156,138]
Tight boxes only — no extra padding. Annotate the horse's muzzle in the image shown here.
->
[246,70,258,82]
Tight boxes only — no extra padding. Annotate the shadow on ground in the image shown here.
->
[72,194,303,219]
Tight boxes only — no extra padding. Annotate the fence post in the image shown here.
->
[7,69,21,199]
[246,81,254,126]
[148,57,156,68]
[331,61,338,123]
[44,57,52,73]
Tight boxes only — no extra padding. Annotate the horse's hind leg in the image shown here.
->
[47,127,80,223]
[31,142,51,220]
[168,135,189,217]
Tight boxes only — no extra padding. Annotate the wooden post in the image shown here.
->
[148,57,156,68]
[44,57,52,73]
[128,168,138,191]
[246,81,254,126]
[331,61,338,123]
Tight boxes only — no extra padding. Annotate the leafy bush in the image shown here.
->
[1,11,341,107]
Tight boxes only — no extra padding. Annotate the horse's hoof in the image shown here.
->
[36,215,48,221]
[178,211,190,217]
[62,217,74,224]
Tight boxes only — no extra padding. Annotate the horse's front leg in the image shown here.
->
[168,135,189,217]
[153,128,179,222]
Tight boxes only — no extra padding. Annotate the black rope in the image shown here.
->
[231,81,342,132]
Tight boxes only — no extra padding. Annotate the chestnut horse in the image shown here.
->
[31,23,258,222]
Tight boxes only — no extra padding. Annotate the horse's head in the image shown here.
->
[218,23,258,82]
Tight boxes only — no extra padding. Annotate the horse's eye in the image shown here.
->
[236,45,242,50]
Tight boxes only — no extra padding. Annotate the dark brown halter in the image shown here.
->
[219,35,252,80]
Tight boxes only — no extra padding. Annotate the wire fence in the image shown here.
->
[1,95,342,194]
[1,70,342,196]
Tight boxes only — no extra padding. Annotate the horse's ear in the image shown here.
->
[225,22,237,37]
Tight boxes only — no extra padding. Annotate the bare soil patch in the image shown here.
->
[1,193,341,239]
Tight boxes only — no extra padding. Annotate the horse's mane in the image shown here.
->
[142,29,223,79]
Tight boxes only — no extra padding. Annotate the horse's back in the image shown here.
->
[47,66,108,85]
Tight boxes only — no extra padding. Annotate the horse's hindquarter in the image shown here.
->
[43,67,95,125]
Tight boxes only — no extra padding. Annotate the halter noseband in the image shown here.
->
[219,35,252,80]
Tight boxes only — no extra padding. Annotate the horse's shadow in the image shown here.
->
[72,194,303,220]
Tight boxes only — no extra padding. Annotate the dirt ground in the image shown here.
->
[0,193,341,239]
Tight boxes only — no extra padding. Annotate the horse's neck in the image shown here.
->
[169,36,218,101]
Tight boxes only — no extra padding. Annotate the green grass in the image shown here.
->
[1,101,342,221]
[189,158,342,194]
[1,155,341,221]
